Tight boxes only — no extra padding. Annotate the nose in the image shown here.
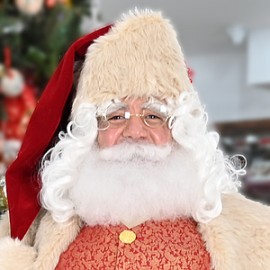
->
[122,115,148,141]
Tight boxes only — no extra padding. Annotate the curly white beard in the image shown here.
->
[68,142,203,227]
[40,102,240,226]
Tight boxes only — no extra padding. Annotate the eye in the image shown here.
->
[144,110,164,121]
[107,111,126,123]
[144,114,163,120]
[108,115,125,121]
[143,109,167,127]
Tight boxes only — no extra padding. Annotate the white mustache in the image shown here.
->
[98,141,172,162]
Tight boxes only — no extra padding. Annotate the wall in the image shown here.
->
[187,52,270,124]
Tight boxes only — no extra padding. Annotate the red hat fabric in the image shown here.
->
[6,24,112,240]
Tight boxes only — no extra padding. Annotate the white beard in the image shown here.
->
[69,142,203,228]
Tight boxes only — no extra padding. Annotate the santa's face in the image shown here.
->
[40,93,231,226]
[97,98,173,148]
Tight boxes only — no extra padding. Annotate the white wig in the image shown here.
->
[170,90,243,222]
[39,90,245,224]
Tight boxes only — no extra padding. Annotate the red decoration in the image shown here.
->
[0,69,24,97]
[46,0,57,8]
[46,0,71,8]
[4,47,11,71]
[2,84,37,141]
[187,67,195,83]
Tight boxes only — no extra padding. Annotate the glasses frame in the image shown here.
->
[97,108,171,131]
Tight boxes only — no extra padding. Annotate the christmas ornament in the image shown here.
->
[1,47,24,97]
[4,97,25,123]
[46,0,57,8]
[15,0,44,16]
[0,69,25,98]
[2,84,37,140]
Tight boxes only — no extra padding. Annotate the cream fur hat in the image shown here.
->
[72,9,192,113]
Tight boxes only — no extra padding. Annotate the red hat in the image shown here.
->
[6,24,112,240]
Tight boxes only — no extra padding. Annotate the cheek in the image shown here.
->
[150,128,172,145]
[97,129,122,148]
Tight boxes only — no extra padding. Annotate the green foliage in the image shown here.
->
[0,0,91,92]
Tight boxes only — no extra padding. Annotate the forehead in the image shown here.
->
[122,97,149,108]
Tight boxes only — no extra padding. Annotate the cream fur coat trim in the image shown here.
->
[0,193,270,270]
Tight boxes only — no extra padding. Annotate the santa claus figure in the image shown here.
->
[0,10,270,270]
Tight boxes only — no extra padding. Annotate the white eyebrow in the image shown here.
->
[141,102,168,116]
[106,102,128,115]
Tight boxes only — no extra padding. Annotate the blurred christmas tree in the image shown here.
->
[0,0,91,91]
[0,0,93,141]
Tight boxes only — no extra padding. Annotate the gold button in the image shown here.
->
[119,230,136,244]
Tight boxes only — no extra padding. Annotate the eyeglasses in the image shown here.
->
[97,109,169,130]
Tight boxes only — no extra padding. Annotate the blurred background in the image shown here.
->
[1,0,270,213]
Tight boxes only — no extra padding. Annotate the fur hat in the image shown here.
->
[6,9,192,240]
[72,9,192,113]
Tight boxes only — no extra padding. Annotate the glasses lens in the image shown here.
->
[97,116,109,130]
[98,110,128,129]
[106,111,127,127]
[143,109,167,128]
